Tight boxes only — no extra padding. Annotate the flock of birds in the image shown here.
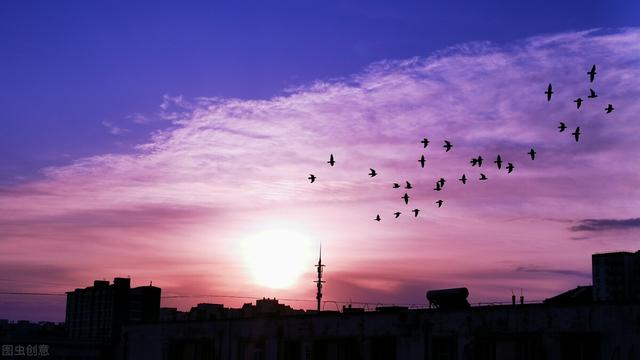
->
[307,65,614,221]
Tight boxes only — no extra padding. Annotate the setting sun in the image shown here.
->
[242,228,314,289]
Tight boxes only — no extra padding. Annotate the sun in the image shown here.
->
[241,228,314,289]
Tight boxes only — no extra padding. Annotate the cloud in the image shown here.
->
[570,218,640,232]
[101,120,129,135]
[515,266,591,278]
[1,28,640,320]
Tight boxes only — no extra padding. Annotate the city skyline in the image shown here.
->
[1,2,640,322]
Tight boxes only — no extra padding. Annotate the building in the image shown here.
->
[592,250,640,302]
[65,277,160,340]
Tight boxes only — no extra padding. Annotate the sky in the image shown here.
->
[1,1,640,321]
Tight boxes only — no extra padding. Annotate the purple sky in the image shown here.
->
[1,28,640,322]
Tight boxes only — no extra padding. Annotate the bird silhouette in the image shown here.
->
[419,155,426,168]
[434,182,442,191]
[393,183,400,188]
[402,193,410,204]
[369,168,377,177]
[459,174,467,184]
[506,163,514,173]
[545,83,553,101]
[436,200,444,208]
[470,156,483,167]
[308,174,316,183]
[394,212,401,218]
[443,140,453,152]
[494,155,503,169]
[405,181,412,189]
[588,88,597,99]
[572,127,580,142]
[374,214,381,222]
[558,122,567,132]
[588,64,596,83]
[412,209,420,217]
[605,104,614,113]
[528,148,536,160]
[421,138,430,148]
[327,154,335,166]
[479,173,488,181]
[574,98,583,109]
[438,178,446,187]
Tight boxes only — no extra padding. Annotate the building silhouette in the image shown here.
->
[65,277,160,340]
[592,250,640,302]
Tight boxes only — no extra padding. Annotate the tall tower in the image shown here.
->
[314,245,325,312]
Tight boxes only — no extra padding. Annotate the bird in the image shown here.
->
[545,83,553,101]
[412,209,420,217]
[436,200,444,208]
[558,122,567,132]
[421,138,430,148]
[605,104,614,113]
[494,155,503,169]
[459,174,467,184]
[438,178,446,187]
[419,155,426,168]
[327,154,335,166]
[443,140,453,152]
[434,182,442,191]
[393,183,400,188]
[574,98,583,109]
[405,181,412,189]
[374,214,381,222]
[402,193,410,204]
[394,212,401,218]
[479,173,488,181]
[588,88,597,98]
[506,163,514,173]
[588,64,596,83]
[572,127,581,142]
[470,156,483,167]
[369,168,377,177]
[528,148,536,160]
[308,174,316,183]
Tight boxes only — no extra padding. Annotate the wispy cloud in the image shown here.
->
[1,28,640,320]
[570,218,640,232]
[101,120,129,135]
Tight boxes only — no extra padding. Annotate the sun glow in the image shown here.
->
[242,228,314,289]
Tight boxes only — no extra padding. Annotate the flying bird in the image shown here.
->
[545,83,553,101]
[327,154,335,166]
[405,181,412,189]
[443,140,453,152]
[394,212,401,219]
[434,182,442,191]
[369,168,377,177]
[421,138,430,148]
[470,156,483,167]
[506,163,514,173]
[436,200,444,208]
[494,155,503,169]
[412,209,420,217]
[402,193,410,204]
[459,174,467,184]
[574,98,583,109]
[393,183,400,188]
[419,155,426,168]
[588,64,596,83]
[479,173,488,181]
[588,88,598,99]
[605,104,614,113]
[374,214,381,222]
[558,122,567,132]
[572,127,581,142]
[528,148,536,160]
[308,174,316,183]
[438,178,446,187]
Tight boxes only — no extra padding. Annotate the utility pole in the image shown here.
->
[314,245,325,312]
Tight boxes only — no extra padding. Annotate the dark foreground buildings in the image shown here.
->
[1,250,640,359]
